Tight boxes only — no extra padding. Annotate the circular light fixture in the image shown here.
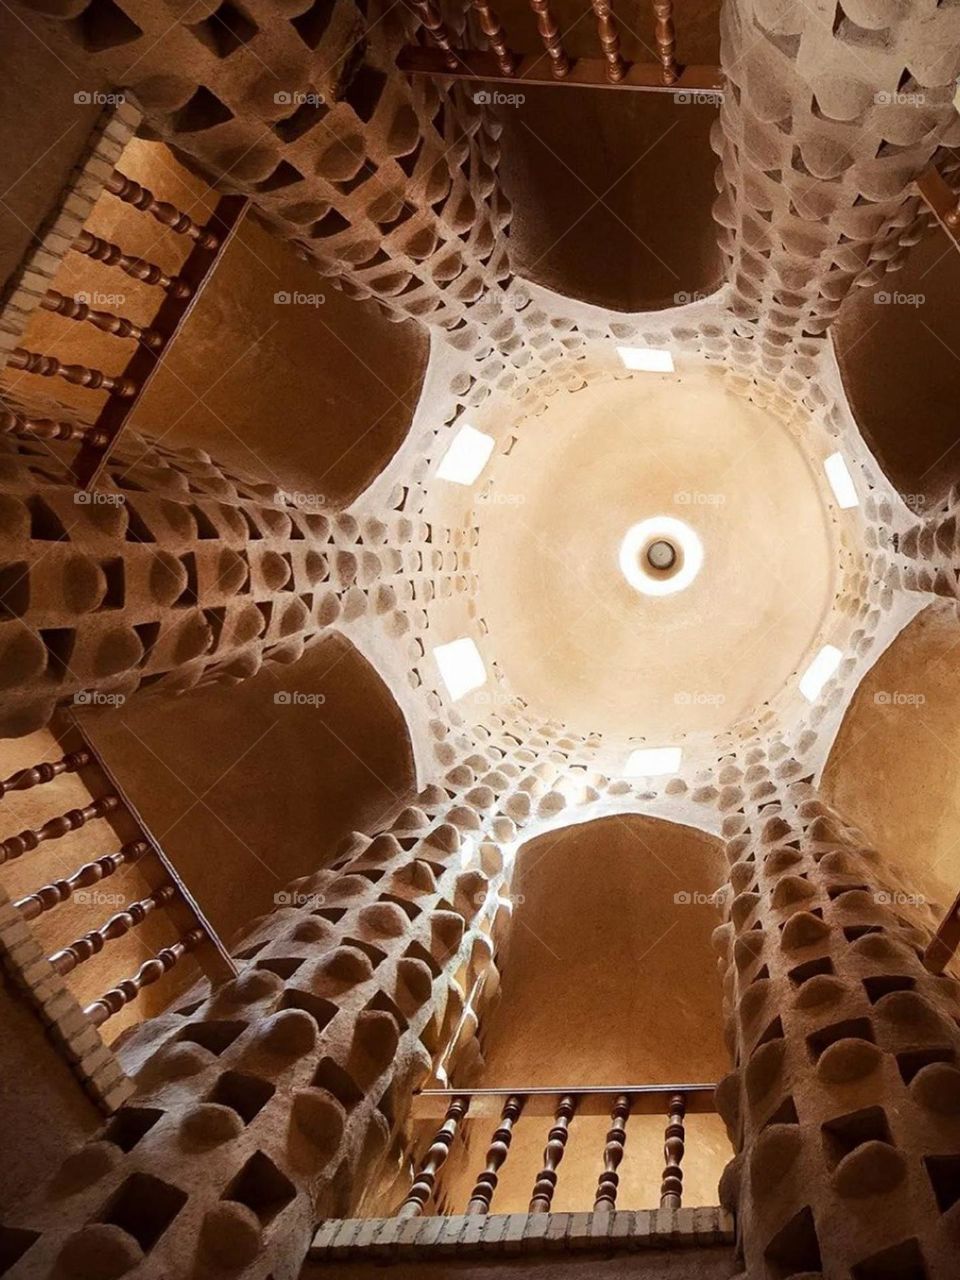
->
[646,539,677,571]
[619,516,704,596]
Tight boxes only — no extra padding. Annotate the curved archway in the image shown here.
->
[73,631,417,956]
[441,814,732,1216]
[821,600,960,913]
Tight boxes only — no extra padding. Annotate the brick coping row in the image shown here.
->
[309,1205,734,1263]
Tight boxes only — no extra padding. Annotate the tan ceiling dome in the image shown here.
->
[475,366,838,745]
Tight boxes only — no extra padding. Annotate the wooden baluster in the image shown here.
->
[945,196,960,231]
[0,794,120,866]
[73,230,191,299]
[470,0,518,75]
[397,1097,468,1218]
[409,0,460,71]
[660,1092,686,1209]
[41,289,163,349]
[51,884,176,977]
[467,1094,524,1214]
[106,171,219,249]
[529,1094,575,1212]
[8,347,138,398]
[590,0,626,82]
[0,749,91,798]
[0,406,108,447]
[529,0,570,77]
[652,0,679,85]
[14,840,150,922]
[85,927,205,1026]
[593,1093,631,1213]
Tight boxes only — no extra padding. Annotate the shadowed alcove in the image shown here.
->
[821,600,960,919]
[418,814,732,1218]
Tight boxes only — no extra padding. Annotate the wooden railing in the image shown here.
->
[400,0,722,94]
[0,713,235,1071]
[400,1082,718,1217]
[3,166,247,489]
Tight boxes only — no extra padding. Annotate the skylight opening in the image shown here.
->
[823,452,859,509]
[436,424,495,485]
[623,746,683,777]
[616,346,674,373]
[799,644,843,702]
[433,637,487,701]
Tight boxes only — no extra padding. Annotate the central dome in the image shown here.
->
[475,367,837,744]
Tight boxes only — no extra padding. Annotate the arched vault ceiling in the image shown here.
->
[353,282,933,813]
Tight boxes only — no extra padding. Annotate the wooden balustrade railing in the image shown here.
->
[529,1092,575,1212]
[401,1083,718,1218]
[466,1094,524,1214]
[398,1097,468,1218]
[594,1092,630,1211]
[14,839,150,921]
[660,1092,686,1209]
[0,794,120,866]
[0,713,237,1070]
[4,162,247,488]
[400,0,722,94]
[41,287,163,349]
[0,748,91,798]
[50,883,176,977]
[85,926,205,1026]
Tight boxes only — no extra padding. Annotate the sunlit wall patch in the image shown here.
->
[799,644,843,702]
[433,637,487,701]
[616,346,674,373]
[623,745,683,777]
[823,453,859,509]
[436,424,495,485]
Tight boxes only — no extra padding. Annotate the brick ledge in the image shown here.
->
[310,1205,734,1262]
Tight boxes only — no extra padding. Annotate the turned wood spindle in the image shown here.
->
[51,883,176,977]
[529,1094,576,1212]
[73,229,191,299]
[14,840,150,922]
[0,407,108,447]
[945,195,960,231]
[397,1097,467,1218]
[0,794,120,866]
[470,0,518,76]
[590,0,626,82]
[593,1093,631,1213]
[467,1094,524,1214]
[0,749,90,798]
[107,171,219,249]
[529,0,570,77]
[9,347,138,398]
[85,927,205,1027]
[409,0,460,72]
[660,1092,686,1209]
[652,0,678,85]
[41,289,163,349]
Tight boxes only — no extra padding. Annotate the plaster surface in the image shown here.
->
[475,368,835,744]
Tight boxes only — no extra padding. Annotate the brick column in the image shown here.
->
[0,429,469,735]
[714,0,960,383]
[713,766,960,1279]
[11,0,513,332]
[0,734,573,1278]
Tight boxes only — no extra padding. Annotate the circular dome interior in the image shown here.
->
[473,366,838,745]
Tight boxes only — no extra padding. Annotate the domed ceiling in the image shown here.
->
[473,367,836,744]
[357,285,924,798]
